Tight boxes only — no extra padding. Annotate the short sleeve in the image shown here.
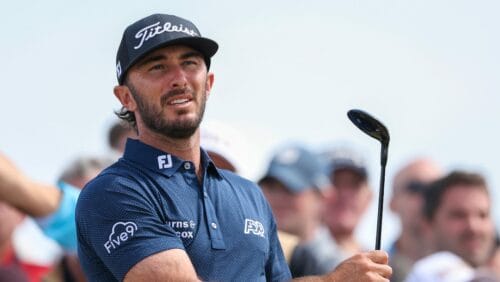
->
[76,173,185,281]
[36,181,80,253]
[265,213,292,281]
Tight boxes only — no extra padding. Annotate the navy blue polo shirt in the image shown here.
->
[76,139,291,282]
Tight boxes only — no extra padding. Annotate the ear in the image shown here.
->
[204,72,215,99]
[114,85,137,112]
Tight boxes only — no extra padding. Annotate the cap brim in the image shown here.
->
[262,166,309,193]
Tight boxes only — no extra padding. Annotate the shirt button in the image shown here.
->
[184,162,191,170]
[203,192,208,198]
[211,222,217,229]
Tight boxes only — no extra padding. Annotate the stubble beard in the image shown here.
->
[128,83,207,139]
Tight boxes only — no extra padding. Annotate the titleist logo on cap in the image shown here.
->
[134,21,199,50]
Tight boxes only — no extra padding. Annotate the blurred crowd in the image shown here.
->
[1,119,499,281]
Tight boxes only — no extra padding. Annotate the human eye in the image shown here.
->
[149,63,166,71]
[182,59,199,67]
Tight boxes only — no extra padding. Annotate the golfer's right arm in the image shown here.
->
[124,249,200,281]
[124,249,390,281]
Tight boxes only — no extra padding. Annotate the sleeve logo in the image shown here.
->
[104,221,138,254]
[244,219,265,238]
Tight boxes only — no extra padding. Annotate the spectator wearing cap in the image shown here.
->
[321,147,372,256]
[258,144,338,277]
[387,158,443,282]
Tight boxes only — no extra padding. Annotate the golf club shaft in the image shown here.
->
[375,158,386,250]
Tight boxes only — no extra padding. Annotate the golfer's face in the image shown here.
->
[124,45,214,138]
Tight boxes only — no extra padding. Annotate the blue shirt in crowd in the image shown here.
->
[75,139,291,281]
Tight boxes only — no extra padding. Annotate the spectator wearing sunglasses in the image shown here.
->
[388,158,443,282]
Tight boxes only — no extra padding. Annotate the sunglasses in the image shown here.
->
[405,180,428,194]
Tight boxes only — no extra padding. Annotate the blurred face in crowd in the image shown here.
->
[323,169,372,236]
[428,185,495,267]
[115,45,214,139]
[390,159,443,234]
[260,178,321,237]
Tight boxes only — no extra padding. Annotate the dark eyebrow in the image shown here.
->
[135,50,204,68]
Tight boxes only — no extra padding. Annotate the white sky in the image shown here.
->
[1,0,499,249]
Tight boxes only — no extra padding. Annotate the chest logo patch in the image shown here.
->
[104,221,138,254]
[244,219,265,237]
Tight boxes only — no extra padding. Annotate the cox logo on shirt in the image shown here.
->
[104,221,138,254]
[166,220,196,240]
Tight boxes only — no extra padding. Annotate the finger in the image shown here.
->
[365,250,389,264]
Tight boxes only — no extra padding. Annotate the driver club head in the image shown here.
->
[347,109,390,146]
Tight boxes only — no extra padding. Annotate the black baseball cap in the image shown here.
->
[115,14,219,84]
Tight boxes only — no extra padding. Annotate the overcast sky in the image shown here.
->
[1,0,499,249]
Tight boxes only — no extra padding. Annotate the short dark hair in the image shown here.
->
[423,170,489,220]
[108,120,135,150]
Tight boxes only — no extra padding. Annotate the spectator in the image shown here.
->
[388,158,443,281]
[258,144,337,277]
[321,147,373,256]
[0,153,113,282]
[108,120,137,154]
[407,171,497,280]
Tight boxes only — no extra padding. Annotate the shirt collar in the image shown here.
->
[123,139,222,179]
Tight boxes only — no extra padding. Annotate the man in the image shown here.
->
[75,14,391,281]
[108,120,137,154]
[259,145,343,277]
[387,158,443,282]
[0,154,114,281]
[259,145,329,242]
[409,171,496,276]
[322,147,373,256]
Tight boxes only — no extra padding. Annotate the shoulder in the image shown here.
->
[218,169,261,191]
[217,169,268,200]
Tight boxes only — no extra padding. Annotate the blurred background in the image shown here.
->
[1,0,499,250]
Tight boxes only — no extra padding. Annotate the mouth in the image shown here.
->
[168,98,191,105]
[165,94,193,107]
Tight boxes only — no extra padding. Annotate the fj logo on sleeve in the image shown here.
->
[103,221,138,254]
[244,219,265,238]
[158,154,173,169]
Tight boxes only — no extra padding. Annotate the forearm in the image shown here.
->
[0,153,61,216]
[0,177,61,217]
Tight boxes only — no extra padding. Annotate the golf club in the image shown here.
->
[347,109,390,250]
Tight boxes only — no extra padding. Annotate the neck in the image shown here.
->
[330,229,361,254]
[297,220,320,243]
[396,228,426,260]
[138,127,202,179]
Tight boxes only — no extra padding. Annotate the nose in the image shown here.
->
[169,65,188,88]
